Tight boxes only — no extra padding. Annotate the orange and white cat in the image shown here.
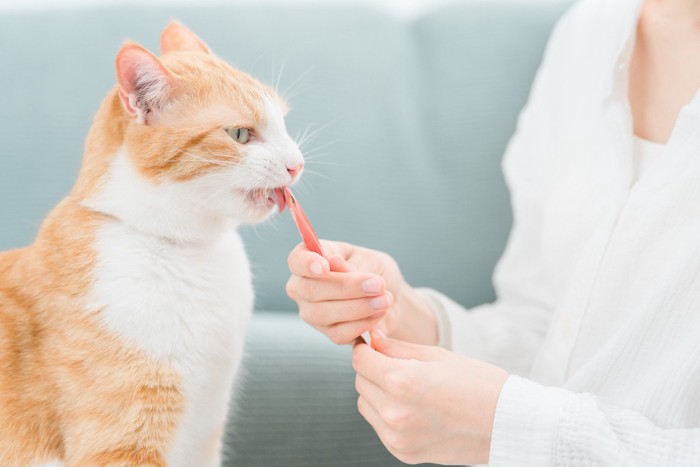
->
[0,22,303,466]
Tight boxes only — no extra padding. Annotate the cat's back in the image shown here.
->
[0,246,28,278]
[0,245,64,465]
[0,246,37,346]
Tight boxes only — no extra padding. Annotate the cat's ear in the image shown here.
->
[160,21,211,55]
[115,43,176,125]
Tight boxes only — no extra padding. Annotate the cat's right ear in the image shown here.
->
[115,43,176,125]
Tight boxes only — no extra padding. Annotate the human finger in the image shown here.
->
[319,310,388,345]
[352,339,397,386]
[286,272,387,303]
[299,291,392,327]
[355,373,388,412]
[357,396,423,461]
[357,395,386,435]
[370,331,442,362]
[287,242,330,277]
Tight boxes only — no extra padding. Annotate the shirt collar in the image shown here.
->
[603,0,644,99]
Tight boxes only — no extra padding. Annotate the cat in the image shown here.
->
[0,22,303,467]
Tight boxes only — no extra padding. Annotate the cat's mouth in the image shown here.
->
[243,187,287,213]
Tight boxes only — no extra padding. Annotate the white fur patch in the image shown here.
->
[89,219,252,467]
[86,150,254,466]
[84,149,239,243]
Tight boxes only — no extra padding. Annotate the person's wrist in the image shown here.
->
[389,282,439,345]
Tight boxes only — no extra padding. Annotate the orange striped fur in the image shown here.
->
[0,22,303,466]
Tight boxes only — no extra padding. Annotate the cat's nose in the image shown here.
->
[287,163,304,181]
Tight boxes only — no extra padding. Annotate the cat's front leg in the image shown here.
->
[69,449,167,467]
[60,376,183,467]
[203,425,226,467]
[53,333,184,467]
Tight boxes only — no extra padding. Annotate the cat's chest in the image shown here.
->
[88,222,253,364]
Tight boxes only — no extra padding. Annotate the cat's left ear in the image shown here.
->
[160,21,212,55]
[115,43,177,125]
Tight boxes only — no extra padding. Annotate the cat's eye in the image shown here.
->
[226,127,250,144]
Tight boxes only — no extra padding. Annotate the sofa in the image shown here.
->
[0,2,568,465]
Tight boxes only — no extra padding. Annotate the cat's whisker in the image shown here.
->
[284,83,317,103]
[296,125,318,149]
[195,172,239,183]
[238,173,273,202]
[303,150,336,161]
[182,150,239,163]
[300,168,332,181]
[247,223,266,241]
[302,154,345,169]
[282,67,313,95]
[190,170,267,213]
[173,155,234,168]
[276,58,287,94]
[281,67,315,102]
[270,52,277,93]
[291,177,321,203]
[169,150,238,166]
[296,119,340,150]
[295,126,312,148]
[189,183,234,214]
[246,51,267,77]
[271,54,289,95]
[301,140,338,157]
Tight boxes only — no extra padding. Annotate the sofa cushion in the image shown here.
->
[0,2,567,314]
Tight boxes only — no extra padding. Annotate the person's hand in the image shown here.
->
[286,240,437,345]
[352,331,509,465]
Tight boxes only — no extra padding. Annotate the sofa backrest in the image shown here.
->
[0,2,568,311]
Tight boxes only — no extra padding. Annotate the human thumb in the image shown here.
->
[370,329,438,361]
[328,254,357,272]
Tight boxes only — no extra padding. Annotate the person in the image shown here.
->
[286,0,700,464]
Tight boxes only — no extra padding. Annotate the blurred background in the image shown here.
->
[1,0,570,16]
[0,0,570,312]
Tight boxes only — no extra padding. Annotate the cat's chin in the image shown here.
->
[229,186,287,223]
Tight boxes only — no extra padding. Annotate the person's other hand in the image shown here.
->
[352,331,509,465]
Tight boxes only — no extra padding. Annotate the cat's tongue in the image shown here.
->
[272,188,286,213]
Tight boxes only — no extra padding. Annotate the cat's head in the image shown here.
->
[85,22,304,240]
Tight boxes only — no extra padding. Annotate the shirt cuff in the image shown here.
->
[414,287,454,349]
[489,375,572,467]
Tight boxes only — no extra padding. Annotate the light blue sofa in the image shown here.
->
[0,2,568,465]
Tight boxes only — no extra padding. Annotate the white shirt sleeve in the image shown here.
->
[490,375,700,466]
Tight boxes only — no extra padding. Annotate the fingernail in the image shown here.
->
[369,294,390,310]
[310,261,323,276]
[362,277,382,294]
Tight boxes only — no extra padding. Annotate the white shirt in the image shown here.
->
[632,136,664,183]
[420,0,700,464]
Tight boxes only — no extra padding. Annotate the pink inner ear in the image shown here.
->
[160,22,211,55]
[115,44,173,122]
